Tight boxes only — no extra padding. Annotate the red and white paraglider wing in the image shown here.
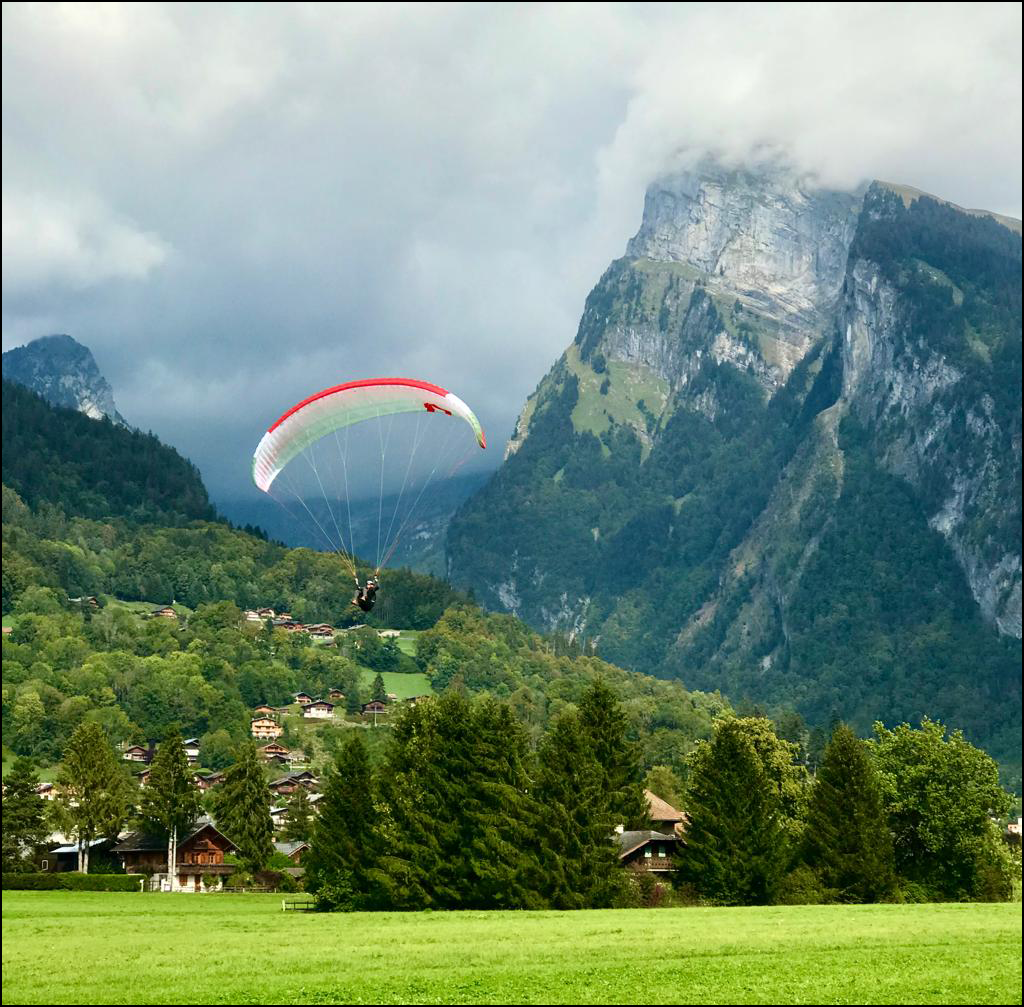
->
[252,377,485,493]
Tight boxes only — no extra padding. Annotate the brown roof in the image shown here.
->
[645,789,685,824]
[114,821,238,854]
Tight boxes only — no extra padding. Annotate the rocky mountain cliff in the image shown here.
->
[449,160,1021,769]
[2,334,126,425]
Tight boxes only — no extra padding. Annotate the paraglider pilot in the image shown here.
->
[352,578,379,613]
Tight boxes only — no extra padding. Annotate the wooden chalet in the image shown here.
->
[182,738,201,765]
[122,743,154,763]
[68,595,100,610]
[195,771,225,791]
[268,771,318,797]
[306,624,335,639]
[251,716,283,740]
[115,822,239,892]
[151,606,179,620]
[259,742,291,762]
[44,838,118,873]
[361,700,388,718]
[34,782,57,801]
[300,700,334,720]
[293,692,314,705]
[327,688,345,701]
[274,840,310,864]
[645,790,687,836]
[252,704,277,716]
[255,607,277,619]
[616,830,681,873]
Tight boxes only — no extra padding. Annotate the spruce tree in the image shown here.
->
[531,710,620,909]
[2,757,50,872]
[211,742,274,874]
[377,693,540,910]
[281,786,316,844]
[371,672,387,703]
[578,680,649,829]
[55,722,134,872]
[680,718,789,905]
[802,724,897,902]
[306,733,378,909]
[139,730,203,887]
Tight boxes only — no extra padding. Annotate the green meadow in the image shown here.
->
[2,893,1020,1005]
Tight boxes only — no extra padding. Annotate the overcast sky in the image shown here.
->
[3,2,1021,501]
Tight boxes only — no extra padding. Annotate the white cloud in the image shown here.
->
[1,2,1020,498]
[2,190,168,295]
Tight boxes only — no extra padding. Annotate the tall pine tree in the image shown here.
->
[680,718,789,905]
[211,742,274,874]
[55,722,134,872]
[578,680,649,829]
[531,710,620,909]
[802,724,897,903]
[306,734,379,909]
[377,693,541,910]
[138,730,203,888]
[2,757,50,872]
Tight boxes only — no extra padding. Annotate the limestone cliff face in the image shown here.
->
[627,161,861,343]
[448,163,1021,765]
[841,233,1022,638]
[507,161,861,462]
[2,334,125,425]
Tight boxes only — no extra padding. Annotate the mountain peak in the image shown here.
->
[626,159,863,335]
[2,334,126,425]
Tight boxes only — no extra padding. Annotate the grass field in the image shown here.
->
[2,894,1020,1005]
[358,668,433,699]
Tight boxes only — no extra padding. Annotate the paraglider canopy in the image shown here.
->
[252,377,485,494]
[251,376,486,584]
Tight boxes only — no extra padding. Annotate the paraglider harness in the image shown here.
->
[352,578,379,613]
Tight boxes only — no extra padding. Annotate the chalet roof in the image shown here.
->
[274,841,310,857]
[645,789,685,824]
[113,820,238,854]
[272,770,316,783]
[301,700,334,710]
[616,830,679,859]
[50,838,113,854]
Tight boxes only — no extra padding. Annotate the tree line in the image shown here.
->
[4,683,1016,905]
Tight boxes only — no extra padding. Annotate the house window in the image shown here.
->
[644,848,652,858]
[659,846,666,858]
[40,859,49,871]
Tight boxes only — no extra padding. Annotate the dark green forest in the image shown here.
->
[2,380,215,524]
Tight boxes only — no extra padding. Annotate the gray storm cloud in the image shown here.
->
[2,2,1021,500]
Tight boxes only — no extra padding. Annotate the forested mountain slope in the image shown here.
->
[2,378,726,776]
[448,163,1022,772]
[2,379,213,524]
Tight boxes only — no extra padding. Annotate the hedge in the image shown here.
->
[2,872,145,891]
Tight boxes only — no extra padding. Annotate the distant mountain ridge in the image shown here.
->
[448,160,1022,772]
[2,333,126,425]
[2,379,214,524]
